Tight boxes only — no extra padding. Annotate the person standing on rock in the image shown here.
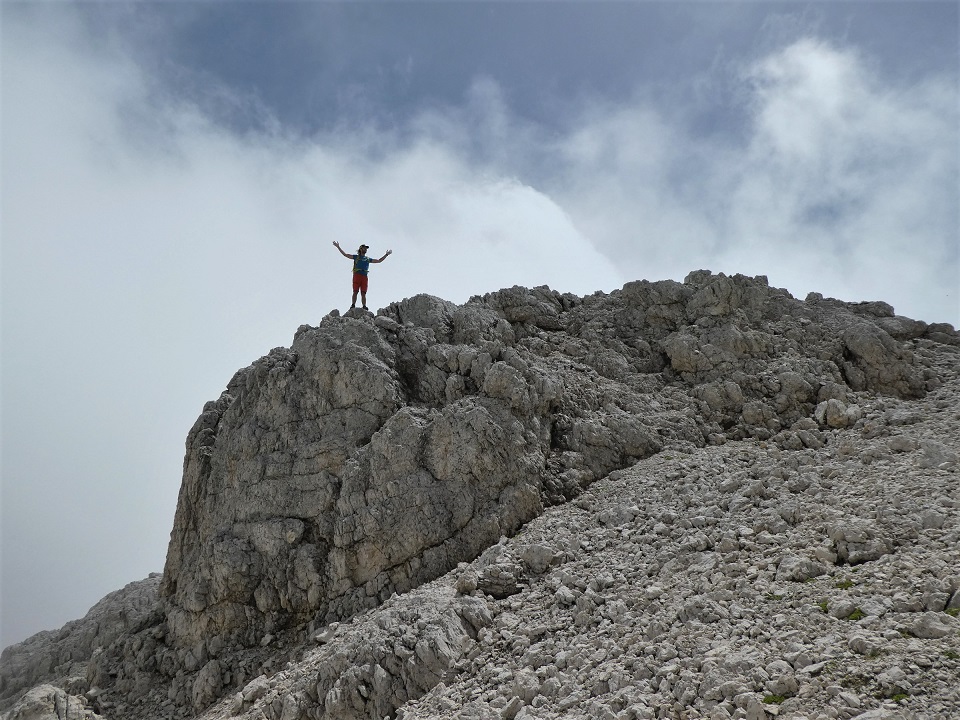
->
[332,241,392,310]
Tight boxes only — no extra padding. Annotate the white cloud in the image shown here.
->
[721,39,958,315]
[548,38,958,324]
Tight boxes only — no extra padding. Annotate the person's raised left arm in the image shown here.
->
[371,249,393,263]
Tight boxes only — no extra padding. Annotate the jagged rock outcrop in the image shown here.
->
[2,270,957,720]
[0,577,161,711]
[159,284,688,653]
[160,272,945,650]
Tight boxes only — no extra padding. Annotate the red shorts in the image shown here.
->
[352,273,368,293]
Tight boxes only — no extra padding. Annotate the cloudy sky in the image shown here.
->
[2,1,957,649]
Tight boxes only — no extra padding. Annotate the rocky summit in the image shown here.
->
[2,270,958,720]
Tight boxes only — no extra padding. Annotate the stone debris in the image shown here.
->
[0,577,161,715]
[1,271,958,720]
[2,684,104,720]
[394,378,959,720]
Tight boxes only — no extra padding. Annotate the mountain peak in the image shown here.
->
[3,271,958,720]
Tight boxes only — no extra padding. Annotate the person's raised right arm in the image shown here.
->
[332,241,352,259]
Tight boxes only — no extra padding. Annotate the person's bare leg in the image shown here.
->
[351,290,358,308]
[361,290,368,309]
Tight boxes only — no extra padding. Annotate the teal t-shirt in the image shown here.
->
[352,255,371,275]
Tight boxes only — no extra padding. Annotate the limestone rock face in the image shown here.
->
[0,576,161,709]
[158,300,557,650]
[156,272,946,652]
[3,271,958,720]
[841,323,926,397]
